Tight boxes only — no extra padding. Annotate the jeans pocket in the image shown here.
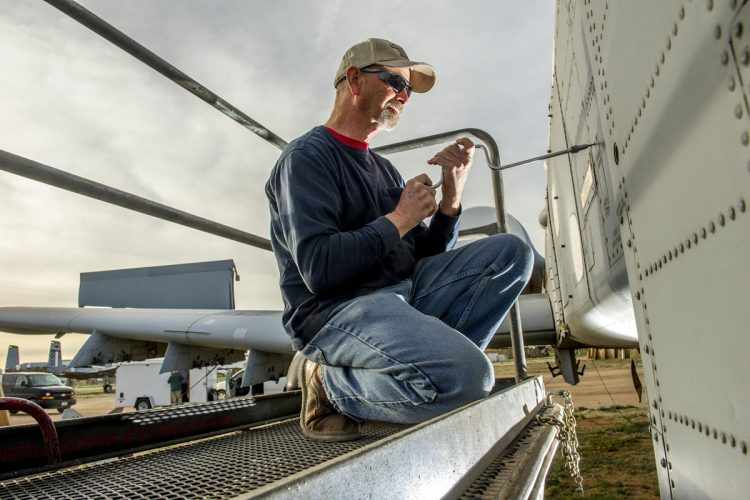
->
[300,342,328,366]
[395,365,438,406]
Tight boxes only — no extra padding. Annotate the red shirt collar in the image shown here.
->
[324,127,369,151]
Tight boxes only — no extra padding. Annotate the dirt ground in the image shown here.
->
[494,356,646,410]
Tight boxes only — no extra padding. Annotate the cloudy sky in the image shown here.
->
[0,1,554,363]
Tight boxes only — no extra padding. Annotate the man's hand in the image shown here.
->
[386,174,438,237]
[427,137,475,216]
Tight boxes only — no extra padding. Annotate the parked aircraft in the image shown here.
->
[5,341,117,392]
[543,1,750,497]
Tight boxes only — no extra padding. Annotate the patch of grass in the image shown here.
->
[545,406,659,499]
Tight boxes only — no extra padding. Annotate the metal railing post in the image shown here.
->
[489,169,528,382]
[374,128,529,382]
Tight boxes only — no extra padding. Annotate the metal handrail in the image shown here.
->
[0,397,61,464]
[0,150,272,251]
[43,0,288,151]
[374,128,529,381]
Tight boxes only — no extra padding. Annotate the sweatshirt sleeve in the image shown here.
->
[414,206,461,259]
[272,148,402,294]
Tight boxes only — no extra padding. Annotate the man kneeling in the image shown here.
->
[266,38,533,441]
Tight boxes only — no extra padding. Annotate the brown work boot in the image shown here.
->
[297,358,362,442]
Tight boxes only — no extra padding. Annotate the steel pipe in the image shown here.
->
[490,167,528,381]
[0,149,272,251]
[43,0,288,151]
[497,142,600,171]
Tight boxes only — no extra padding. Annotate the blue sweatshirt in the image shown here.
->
[265,126,460,350]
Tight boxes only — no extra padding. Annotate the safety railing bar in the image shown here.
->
[43,0,288,151]
[373,128,497,165]
[374,128,529,381]
[0,149,272,251]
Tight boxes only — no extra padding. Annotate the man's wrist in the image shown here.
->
[439,199,461,217]
[385,212,411,237]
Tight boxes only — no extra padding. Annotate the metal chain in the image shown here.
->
[537,390,584,494]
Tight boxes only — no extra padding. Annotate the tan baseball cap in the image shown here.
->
[334,38,436,93]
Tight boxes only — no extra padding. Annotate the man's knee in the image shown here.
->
[443,350,494,407]
[488,234,534,284]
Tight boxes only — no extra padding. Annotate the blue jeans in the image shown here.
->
[300,234,534,424]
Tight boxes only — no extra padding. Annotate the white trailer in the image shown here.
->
[115,359,218,410]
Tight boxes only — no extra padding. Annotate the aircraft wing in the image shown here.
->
[0,307,292,355]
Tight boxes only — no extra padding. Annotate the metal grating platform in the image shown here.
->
[0,393,301,477]
[0,418,408,500]
[122,397,262,425]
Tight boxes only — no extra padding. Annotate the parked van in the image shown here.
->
[0,372,76,413]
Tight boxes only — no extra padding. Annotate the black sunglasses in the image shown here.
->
[360,67,412,96]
